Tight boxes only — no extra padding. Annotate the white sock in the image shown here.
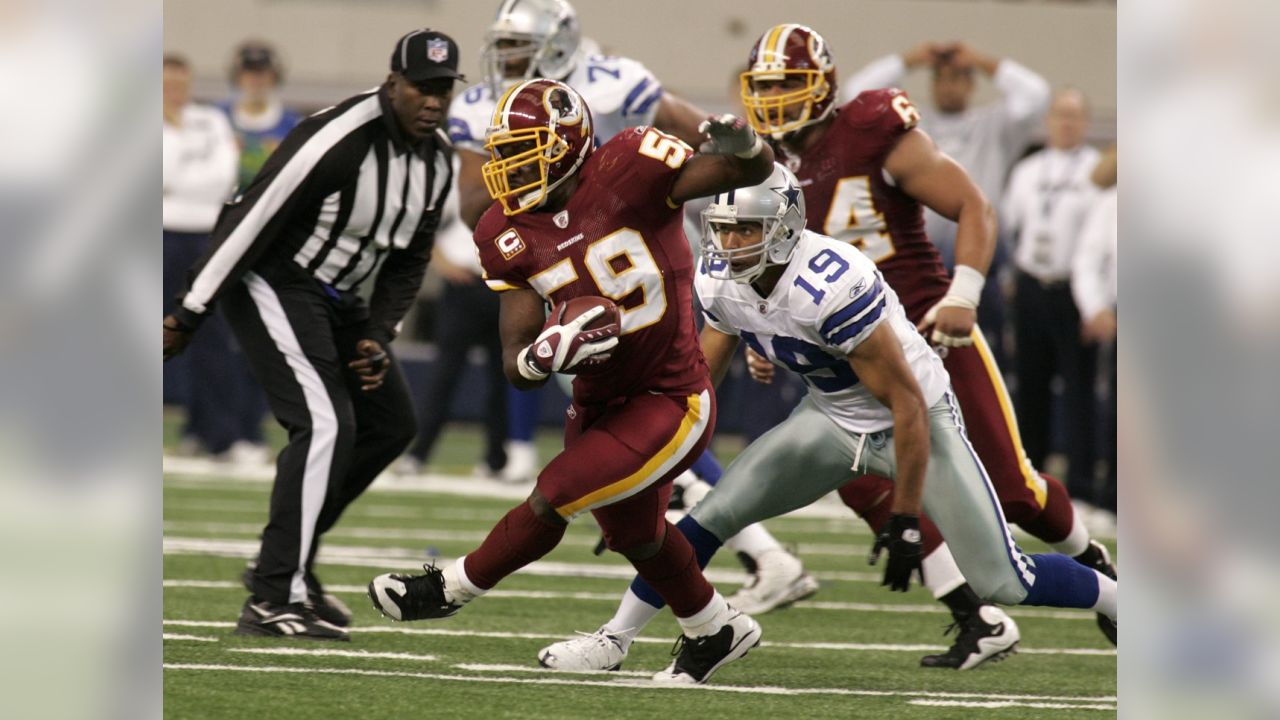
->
[1091,570,1117,620]
[723,522,784,558]
[1050,511,1092,557]
[677,592,729,638]
[602,588,663,651]
[922,543,967,599]
[443,556,486,605]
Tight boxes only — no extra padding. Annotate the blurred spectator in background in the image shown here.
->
[1003,88,1102,509]
[162,53,246,460]
[1073,145,1118,523]
[844,41,1049,366]
[396,157,511,481]
[203,40,306,465]
[220,41,302,192]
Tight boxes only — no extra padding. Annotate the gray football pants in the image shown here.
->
[689,390,1033,605]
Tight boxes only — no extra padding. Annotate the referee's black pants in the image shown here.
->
[222,267,417,605]
[1013,270,1099,503]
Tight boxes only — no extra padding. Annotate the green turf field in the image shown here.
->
[163,420,1116,719]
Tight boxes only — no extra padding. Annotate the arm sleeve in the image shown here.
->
[994,59,1051,145]
[1071,192,1117,320]
[175,113,353,327]
[618,62,664,126]
[694,276,737,335]
[840,54,907,103]
[820,274,889,355]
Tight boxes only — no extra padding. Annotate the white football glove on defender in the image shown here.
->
[516,306,620,382]
[918,264,985,348]
[697,114,764,159]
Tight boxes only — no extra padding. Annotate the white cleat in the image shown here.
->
[537,627,628,671]
[726,549,819,614]
[651,610,762,684]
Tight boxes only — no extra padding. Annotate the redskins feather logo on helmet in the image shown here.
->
[740,24,838,138]
[481,79,594,216]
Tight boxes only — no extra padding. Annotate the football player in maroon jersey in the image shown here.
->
[736,23,1116,666]
[370,79,776,684]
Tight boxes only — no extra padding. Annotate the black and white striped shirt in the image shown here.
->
[174,85,453,343]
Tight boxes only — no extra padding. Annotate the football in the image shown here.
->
[547,296,620,333]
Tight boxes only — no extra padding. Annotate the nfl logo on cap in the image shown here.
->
[427,38,449,63]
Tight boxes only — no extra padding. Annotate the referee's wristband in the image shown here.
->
[944,265,986,309]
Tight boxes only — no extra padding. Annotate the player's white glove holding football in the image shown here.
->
[697,114,764,159]
[517,306,620,381]
[918,265,985,348]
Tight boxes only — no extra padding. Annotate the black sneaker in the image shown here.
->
[241,564,353,628]
[920,605,1020,670]
[1075,540,1118,645]
[368,564,461,621]
[651,610,762,684]
[234,597,350,641]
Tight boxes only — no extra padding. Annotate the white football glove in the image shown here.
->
[517,305,620,381]
[918,264,985,348]
[697,114,764,158]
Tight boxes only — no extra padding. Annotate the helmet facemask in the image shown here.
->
[741,69,831,139]
[482,126,568,215]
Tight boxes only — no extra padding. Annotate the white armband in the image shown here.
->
[943,265,986,309]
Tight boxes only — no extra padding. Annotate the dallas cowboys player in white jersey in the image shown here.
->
[447,0,817,617]
[537,163,1118,682]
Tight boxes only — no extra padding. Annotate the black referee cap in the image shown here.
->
[391,29,465,83]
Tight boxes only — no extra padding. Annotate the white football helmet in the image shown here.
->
[701,163,807,284]
[482,0,582,93]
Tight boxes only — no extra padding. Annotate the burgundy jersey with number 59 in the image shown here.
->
[475,127,708,405]
[771,88,951,322]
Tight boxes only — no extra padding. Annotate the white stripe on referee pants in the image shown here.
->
[244,272,338,604]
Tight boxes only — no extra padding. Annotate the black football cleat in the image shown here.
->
[920,605,1020,670]
[1075,540,1118,645]
[368,564,462,621]
[651,610,762,684]
[241,564,353,628]
[234,597,350,641]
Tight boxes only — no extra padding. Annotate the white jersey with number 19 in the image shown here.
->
[696,230,949,434]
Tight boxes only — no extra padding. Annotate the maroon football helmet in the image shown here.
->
[741,24,838,138]
[482,78,594,215]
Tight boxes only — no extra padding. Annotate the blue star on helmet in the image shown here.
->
[772,181,802,213]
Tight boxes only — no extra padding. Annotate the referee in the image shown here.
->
[163,29,463,641]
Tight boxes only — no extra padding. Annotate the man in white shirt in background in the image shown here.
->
[1002,88,1102,512]
[1073,147,1118,523]
[162,53,244,460]
[843,41,1049,366]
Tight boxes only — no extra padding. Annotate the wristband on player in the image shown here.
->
[942,264,985,309]
[516,345,551,382]
[734,135,764,160]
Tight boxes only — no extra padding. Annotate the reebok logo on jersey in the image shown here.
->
[851,279,867,298]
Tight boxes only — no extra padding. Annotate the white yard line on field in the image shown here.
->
[161,536,881,583]
[163,456,1115,541]
[163,633,219,642]
[227,647,437,662]
[455,663,652,678]
[162,579,1093,621]
[162,620,1115,657]
[163,662,1115,705]
[909,699,1115,711]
